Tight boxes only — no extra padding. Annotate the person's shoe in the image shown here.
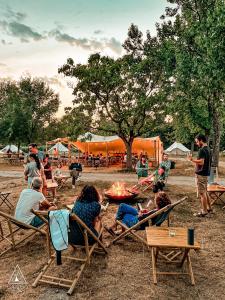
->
[72,185,75,189]
[193,211,208,217]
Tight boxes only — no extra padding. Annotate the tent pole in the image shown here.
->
[106,142,109,167]
[154,140,156,167]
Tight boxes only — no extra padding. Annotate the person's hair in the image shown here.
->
[195,134,207,143]
[31,177,43,190]
[45,154,49,158]
[77,185,100,203]
[156,192,171,209]
[29,153,41,170]
[29,143,37,148]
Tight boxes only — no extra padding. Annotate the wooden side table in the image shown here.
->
[207,184,225,206]
[146,227,200,285]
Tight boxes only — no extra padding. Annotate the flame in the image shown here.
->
[107,182,129,196]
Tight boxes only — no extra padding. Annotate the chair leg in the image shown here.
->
[7,221,15,249]
[151,247,157,284]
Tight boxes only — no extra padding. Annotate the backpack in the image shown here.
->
[170,161,176,169]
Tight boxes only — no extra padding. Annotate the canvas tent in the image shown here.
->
[47,133,163,164]
[48,142,69,154]
[165,142,190,156]
[0,145,22,153]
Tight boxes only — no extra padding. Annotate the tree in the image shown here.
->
[0,81,29,151]
[18,76,60,143]
[0,77,60,147]
[59,24,165,169]
[156,0,225,166]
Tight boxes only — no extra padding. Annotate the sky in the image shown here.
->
[0,0,169,116]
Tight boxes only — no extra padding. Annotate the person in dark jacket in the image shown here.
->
[69,157,83,189]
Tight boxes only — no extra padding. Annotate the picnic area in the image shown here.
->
[1,0,225,299]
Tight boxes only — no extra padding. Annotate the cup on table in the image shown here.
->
[168,229,176,237]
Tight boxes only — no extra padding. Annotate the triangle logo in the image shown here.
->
[8,265,27,287]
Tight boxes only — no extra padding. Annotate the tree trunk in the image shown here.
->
[17,141,21,157]
[123,139,134,171]
[211,109,221,168]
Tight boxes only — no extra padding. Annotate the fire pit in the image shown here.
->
[104,182,139,201]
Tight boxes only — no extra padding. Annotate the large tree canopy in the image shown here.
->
[0,77,60,147]
[156,0,225,166]
[59,24,166,169]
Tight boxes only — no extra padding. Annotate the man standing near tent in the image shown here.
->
[28,143,45,162]
[69,157,83,189]
[188,134,212,217]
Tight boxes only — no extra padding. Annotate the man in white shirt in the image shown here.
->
[15,177,56,227]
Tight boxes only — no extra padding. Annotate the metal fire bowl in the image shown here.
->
[104,191,139,201]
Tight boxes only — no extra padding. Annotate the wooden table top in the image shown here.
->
[46,180,58,189]
[146,227,200,249]
[207,185,225,192]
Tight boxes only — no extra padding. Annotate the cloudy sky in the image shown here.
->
[0,0,169,116]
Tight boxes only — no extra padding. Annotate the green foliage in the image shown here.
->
[156,0,225,164]
[0,76,60,146]
[59,24,166,168]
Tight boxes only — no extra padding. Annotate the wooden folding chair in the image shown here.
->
[0,210,47,257]
[111,196,188,247]
[32,210,108,295]
[0,191,13,209]
[132,180,154,193]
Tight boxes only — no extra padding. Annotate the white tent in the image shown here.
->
[0,145,22,153]
[165,142,190,156]
[48,142,69,154]
[77,132,119,142]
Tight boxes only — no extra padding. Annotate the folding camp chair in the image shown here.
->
[0,210,47,257]
[0,191,13,209]
[111,196,188,247]
[132,179,154,192]
[31,210,108,295]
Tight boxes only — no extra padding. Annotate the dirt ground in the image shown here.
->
[0,175,225,300]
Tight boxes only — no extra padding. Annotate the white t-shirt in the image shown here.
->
[14,189,45,224]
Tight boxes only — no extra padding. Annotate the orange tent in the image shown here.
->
[46,133,163,164]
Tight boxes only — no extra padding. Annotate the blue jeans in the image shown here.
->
[30,216,45,228]
[116,203,139,228]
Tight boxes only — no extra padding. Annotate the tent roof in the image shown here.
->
[77,132,160,143]
[0,145,22,153]
[165,142,190,153]
[48,142,69,153]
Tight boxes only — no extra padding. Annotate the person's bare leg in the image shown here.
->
[206,192,212,210]
[200,193,208,214]
[94,218,102,233]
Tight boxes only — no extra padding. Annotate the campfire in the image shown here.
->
[105,182,139,201]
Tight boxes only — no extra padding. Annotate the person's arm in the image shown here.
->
[24,164,29,176]
[188,154,204,166]
[39,198,57,210]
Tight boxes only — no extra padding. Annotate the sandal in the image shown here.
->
[104,226,116,237]
[207,209,213,213]
[193,212,208,217]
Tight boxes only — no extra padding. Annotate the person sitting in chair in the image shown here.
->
[106,192,171,236]
[141,166,166,194]
[68,185,102,245]
[14,177,57,227]
[69,157,82,189]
